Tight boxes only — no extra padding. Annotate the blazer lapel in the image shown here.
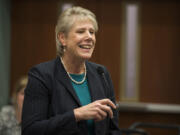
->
[86,62,107,134]
[86,62,106,102]
[54,58,105,106]
[55,57,81,106]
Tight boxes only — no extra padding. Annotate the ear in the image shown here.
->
[58,33,66,47]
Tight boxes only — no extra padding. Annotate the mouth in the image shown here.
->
[78,44,93,49]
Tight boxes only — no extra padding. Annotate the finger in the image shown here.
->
[96,107,107,118]
[99,99,116,109]
[99,105,113,118]
[93,104,107,118]
[93,109,103,121]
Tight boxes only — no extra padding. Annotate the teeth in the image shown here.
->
[79,45,91,49]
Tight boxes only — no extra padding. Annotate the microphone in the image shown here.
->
[97,66,110,91]
[97,67,121,130]
[97,66,119,110]
[97,66,104,75]
[97,66,120,123]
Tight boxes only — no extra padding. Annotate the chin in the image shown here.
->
[80,54,92,60]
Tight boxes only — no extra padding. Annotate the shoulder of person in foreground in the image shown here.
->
[86,61,109,74]
[86,61,113,85]
[86,61,115,99]
[27,57,59,88]
[29,57,58,77]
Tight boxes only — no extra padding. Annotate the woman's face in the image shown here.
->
[16,88,25,110]
[59,19,96,60]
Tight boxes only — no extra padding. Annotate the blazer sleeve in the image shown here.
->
[104,67,120,134]
[22,67,79,135]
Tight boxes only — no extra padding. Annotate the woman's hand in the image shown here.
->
[74,99,116,122]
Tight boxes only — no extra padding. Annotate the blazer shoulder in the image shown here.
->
[86,61,108,73]
[30,58,57,75]
[28,58,59,88]
[86,61,106,69]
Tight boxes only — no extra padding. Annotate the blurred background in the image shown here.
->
[0,0,180,134]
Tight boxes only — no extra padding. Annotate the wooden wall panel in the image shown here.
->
[11,1,180,135]
[11,0,58,93]
[140,1,180,104]
[95,1,122,100]
[11,0,180,103]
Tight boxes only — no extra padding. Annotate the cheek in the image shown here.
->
[73,36,82,43]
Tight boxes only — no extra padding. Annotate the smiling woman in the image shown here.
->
[22,6,120,135]
[55,6,98,58]
[58,19,96,63]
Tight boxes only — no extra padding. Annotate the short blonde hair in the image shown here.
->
[12,76,28,105]
[55,6,98,56]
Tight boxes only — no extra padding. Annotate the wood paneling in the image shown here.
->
[11,0,180,108]
[140,1,180,104]
[11,0,58,93]
[11,0,180,135]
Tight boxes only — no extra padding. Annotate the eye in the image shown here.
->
[89,29,95,35]
[77,30,85,34]
[90,31,95,34]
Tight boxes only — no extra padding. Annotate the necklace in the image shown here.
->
[60,57,87,84]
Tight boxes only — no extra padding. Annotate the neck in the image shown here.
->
[60,56,85,74]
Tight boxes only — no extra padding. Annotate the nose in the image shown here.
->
[85,31,93,39]
[84,31,93,43]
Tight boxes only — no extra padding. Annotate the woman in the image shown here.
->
[0,76,28,135]
[22,6,119,135]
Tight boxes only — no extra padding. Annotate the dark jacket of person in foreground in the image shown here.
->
[22,57,119,135]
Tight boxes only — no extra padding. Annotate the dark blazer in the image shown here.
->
[22,57,120,135]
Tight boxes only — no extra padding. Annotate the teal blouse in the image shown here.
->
[69,73,94,135]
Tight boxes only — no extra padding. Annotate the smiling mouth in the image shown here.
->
[79,45,93,49]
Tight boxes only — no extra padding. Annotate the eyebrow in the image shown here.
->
[76,27,95,31]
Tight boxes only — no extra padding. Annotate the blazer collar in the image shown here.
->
[55,57,104,106]
[86,62,105,102]
[86,62,107,132]
[55,57,81,106]
[55,57,106,130]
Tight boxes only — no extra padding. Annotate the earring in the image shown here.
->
[61,44,66,52]
[63,46,66,52]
